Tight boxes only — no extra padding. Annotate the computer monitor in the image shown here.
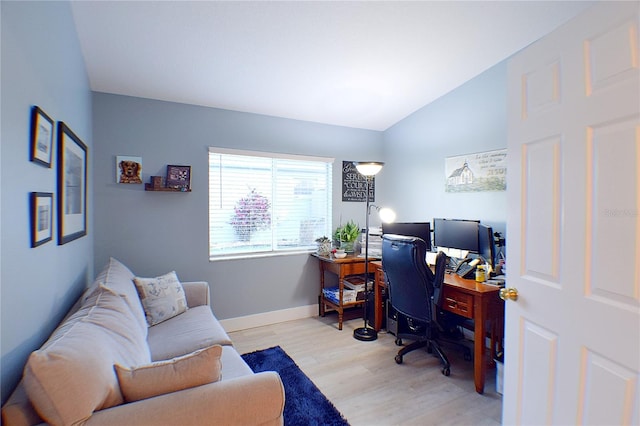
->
[382,222,431,251]
[433,218,480,253]
[478,224,496,272]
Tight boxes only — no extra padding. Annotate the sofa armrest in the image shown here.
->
[85,372,284,426]
[181,281,210,307]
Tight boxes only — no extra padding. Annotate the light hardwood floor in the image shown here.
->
[229,311,503,426]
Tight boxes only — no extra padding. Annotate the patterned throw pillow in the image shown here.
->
[133,271,188,326]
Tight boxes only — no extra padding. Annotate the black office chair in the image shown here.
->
[382,234,451,376]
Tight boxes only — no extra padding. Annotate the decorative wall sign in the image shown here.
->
[30,192,53,247]
[342,160,375,202]
[166,165,191,190]
[30,106,54,167]
[57,122,87,245]
[116,155,143,184]
[445,148,507,192]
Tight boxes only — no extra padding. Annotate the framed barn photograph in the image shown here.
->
[165,165,191,190]
[30,106,54,167]
[30,192,53,247]
[57,122,87,245]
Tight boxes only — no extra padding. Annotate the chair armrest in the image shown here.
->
[86,372,284,426]
[181,281,210,307]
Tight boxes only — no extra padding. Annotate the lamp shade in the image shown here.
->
[354,161,384,176]
[378,207,396,223]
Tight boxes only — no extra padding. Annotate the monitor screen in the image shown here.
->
[433,218,479,252]
[382,222,431,251]
[478,223,496,271]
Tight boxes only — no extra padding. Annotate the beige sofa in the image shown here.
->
[2,258,285,426]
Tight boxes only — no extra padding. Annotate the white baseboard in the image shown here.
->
[219,304,317,332]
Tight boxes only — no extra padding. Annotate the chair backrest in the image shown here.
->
[382,234,434,323]
[431,251,448,308]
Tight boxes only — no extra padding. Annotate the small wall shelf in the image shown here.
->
[144,183,191,192]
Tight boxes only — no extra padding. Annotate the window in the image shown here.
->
[209,147,333,259]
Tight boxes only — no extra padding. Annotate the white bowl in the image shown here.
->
[334,252,347,259]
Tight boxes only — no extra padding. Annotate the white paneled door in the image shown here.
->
[505,2,639,425]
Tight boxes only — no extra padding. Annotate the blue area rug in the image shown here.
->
[242,346,350,426]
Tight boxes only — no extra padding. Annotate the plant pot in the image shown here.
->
[340,241,355,253]
[317,241,332,255]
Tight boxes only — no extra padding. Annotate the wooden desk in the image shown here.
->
[311,253,368,330]
[371,261,504,394]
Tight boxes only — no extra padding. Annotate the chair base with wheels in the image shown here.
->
[392,316,451,376]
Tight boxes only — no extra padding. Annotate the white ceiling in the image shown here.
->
[70,1,594,131]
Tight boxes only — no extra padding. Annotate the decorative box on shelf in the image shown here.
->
[145,175,191,192]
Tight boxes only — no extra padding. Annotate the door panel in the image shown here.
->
[505,2,639,424]
[522,136,561,282]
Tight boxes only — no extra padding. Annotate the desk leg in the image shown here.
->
[318,263,326,317]
[474,297,487,394]
[337,276,344,330]
[374,277,383,331]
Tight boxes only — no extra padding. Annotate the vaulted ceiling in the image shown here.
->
[71,1,594,131]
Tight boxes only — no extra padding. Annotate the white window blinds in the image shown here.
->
[208,148,333,259]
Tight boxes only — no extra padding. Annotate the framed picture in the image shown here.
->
[30,106,54,167]
[57,122,87,245]
[30,192,53,247]
[445,148,507,193]
[166,165,191,190]
[116,155,143,184]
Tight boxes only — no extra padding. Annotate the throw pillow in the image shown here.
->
[23,286,150,426]
[115,345,223,402]
[85,257,148,336]
[133,271,188,326]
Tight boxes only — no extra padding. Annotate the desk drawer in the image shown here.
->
[442,287,473,319]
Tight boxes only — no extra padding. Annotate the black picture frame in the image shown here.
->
[57,122,87,245]
[165,165,191,190]
[30,106,54,167]
[30,192,53,247]
[342,160,375,202]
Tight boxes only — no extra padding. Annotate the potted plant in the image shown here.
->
[229,189,271,242]
[333,220,360,253]
[315,236,332,255]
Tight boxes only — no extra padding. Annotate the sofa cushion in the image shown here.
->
[147,306,233,361]
[23,286,150,426]
[220,346,254,380]
[87,257,148,336]
[115,345,223,402]
[133,271,188,326]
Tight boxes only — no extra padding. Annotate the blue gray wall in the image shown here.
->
[92,93,383,321]
[1,1,93,402]
[380,63,508,236]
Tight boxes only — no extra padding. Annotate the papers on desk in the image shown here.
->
[486,276,506,287]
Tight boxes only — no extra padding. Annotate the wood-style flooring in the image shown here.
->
[229,311,503,426]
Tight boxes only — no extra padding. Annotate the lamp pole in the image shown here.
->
[353,163,382,342]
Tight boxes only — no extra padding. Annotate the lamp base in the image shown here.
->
[353,326,378,341]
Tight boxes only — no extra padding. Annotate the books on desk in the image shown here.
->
[343,275,373,292]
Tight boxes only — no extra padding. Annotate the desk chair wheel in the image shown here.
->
[395,354,403,364]
[442,367,450,376]
[395,338,403,346]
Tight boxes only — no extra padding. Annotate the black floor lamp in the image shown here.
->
[352,161,395,342]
